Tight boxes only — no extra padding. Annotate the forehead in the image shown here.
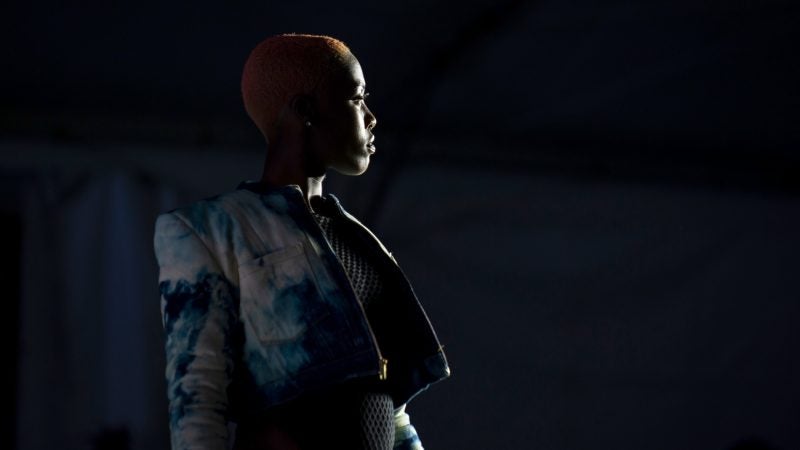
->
[325,56,365,94]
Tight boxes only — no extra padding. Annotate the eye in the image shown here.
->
[353,92,370,103]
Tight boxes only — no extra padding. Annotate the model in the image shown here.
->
[154,33,450,450]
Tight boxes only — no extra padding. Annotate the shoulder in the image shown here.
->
[153,189,257,263]
[153,189,268,281]
[154,186,306,272]
[160,189,245,222]
[156,189,263,237]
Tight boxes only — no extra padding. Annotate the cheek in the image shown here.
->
[339,114,364,144]
[320,106,364,152]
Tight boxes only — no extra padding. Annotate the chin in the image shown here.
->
[333,157,370,176]
[339,165,369,176]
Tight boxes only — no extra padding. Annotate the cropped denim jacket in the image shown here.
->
[153,180,450,450]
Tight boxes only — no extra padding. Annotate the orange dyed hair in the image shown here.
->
[241,33,353,143]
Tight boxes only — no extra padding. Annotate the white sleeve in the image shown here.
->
[154,212,238,450]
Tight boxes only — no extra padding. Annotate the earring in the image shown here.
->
[305,120,312,127]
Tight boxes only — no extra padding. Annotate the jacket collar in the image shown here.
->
[236,179,300,195]
[236,180,346,217]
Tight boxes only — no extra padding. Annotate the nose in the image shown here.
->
[365,105,377,130]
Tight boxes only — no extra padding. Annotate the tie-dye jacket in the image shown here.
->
[153,180,450,450]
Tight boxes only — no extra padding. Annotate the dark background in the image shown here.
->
[2,1,798,449]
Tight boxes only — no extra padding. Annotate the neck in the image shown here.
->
[304,175,325,199]
[260,160,326,204]
[259,126,327,204]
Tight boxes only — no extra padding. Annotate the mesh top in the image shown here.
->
[312,211,384,309]
[235,378,396,450]
[358,391,396,450]
[299,199,395,449]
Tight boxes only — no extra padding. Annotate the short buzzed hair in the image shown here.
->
[241,33,353,143]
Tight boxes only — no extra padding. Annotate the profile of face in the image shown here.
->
[306,55,377,176]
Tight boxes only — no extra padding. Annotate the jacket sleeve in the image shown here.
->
[154,212,239,450]
[393,404,424,450]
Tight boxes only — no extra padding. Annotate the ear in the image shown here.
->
[290,94,316,124]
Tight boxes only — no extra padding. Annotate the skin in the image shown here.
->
[259,54,378,205]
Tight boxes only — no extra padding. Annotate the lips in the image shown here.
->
[366,137,376,154]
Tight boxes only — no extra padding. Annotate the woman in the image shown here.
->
[153,34,450,450]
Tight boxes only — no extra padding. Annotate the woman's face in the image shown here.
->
[312,55,377,176]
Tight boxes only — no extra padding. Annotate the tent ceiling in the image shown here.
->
[2,1,798,186]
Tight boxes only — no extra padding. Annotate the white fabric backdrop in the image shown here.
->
[18,171,178,450]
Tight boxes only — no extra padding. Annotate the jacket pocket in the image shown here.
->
[237,243,330,344]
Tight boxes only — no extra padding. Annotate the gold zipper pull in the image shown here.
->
[379,357,388,381]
